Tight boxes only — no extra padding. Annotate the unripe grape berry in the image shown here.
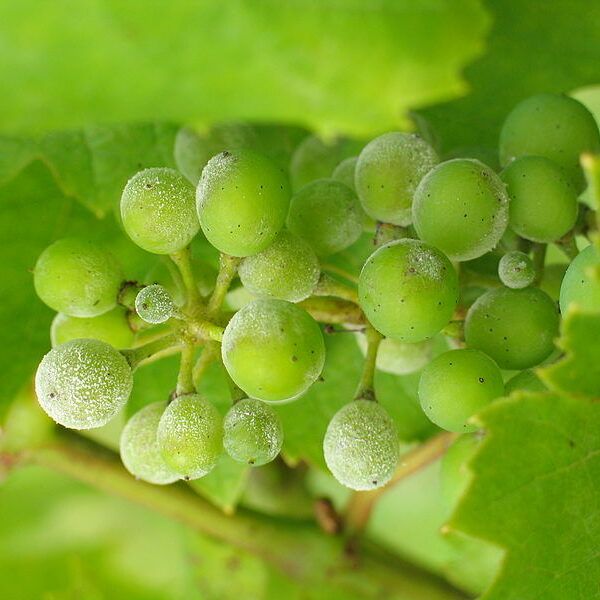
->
[34,238,122,318]
[413,159,509,261]
[501,156,578,243]
[419,349,504,432]
[223,398,283,466]
[559,244,600,314]
[499,93,600,191]
[332,156,358,192]
[355,132,438,226]
[51,307,134,348]
[358,239,458,342]
[157,394,223,480]
[222,299,325,402]
[323,400,400,491]
[287,179,363,256]
[505,370,547,394]
[465,287,559,370]
[35,338,133,430]
[238,230,320,302]
[135,284,175,324]
[120,402,180,485]
[197,150,290,257]
[121,167,199,255]
[498,251,535,289]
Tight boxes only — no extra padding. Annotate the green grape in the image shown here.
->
[121,167,199,255]
[120,402,180,485]
[501,156,578,243]
[221,299,325,402]
[358,239,458,342]
[286,178,362,256]
[238,230,320,302]
[418,349,504,432]
[464,287,559,369]
[499,93,600,191]
[223,398,283,466]
[412,159,509,261]
[505,370,547,394]
[332,156,358,192]
[355,132,438,226]
[323,400,400,491]
[440,433,482,509]
[135,284,175,324]
[197,149,290,257]
[559,244,600,314]
[157,394,223,480]
[174,126,209,185]
[498,251,535,289]
[35,338,133,430]
[34,237,122,318]
[51,307,134,348]
[354,332,433,375]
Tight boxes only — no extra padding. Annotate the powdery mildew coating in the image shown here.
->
[35,338,133,429]
[157,394,223,480]
[135,284,175,324]
[355,132,439,226]
[324,400,400,491]
[238,230,320,303]
[498,251,535,289]
[121,167,199,255]
[223,398,283,466]
[120,402,180,485]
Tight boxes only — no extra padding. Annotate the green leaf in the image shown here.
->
[0,1,489,137]
[452,392,600,599]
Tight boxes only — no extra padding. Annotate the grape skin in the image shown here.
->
[559,244,600,314]
[332,156,358,192]
[157,394,223,480]
[358,239,458,343]
[418,349,504,432]
[498,251,535,289]
[238,230,320,302]
[355,132,438,226]
[223,398,283,466]
[35,338,133,430]
[121,167,199,255]
[135,284,175,324]
[323,400,400,491]
[221,299,325,403]
[286,178,363,256]
[34,238,122,318]
[412,159,509,261]
[464,287,559,370]
[505,370,547,394]
[120,402,180,485]
[197,149,290,257]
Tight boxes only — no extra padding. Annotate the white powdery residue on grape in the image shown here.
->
[136,284,174,323]
[405,240,445,282]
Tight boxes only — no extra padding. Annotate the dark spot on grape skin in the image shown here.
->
[479,377,485,383]
[291,355,298,362]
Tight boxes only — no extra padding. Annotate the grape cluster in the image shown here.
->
[32,92,600,496]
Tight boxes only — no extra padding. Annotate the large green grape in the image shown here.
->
[238,230,320,302]
[157,394,223,480]
[197,150,290,257]
[120,402,180,485]
[221,299,325,402]
[355,132,438,226]
[358,239,458,342]
[412,159,509,261]
[501,156,578,243]
[499,93,600,191]
[121,168,199,254]
[286,179,362,256]
[465,287,559,369]
[34,238,122,318]
[223,398,283,466]
[135,284,175,324]
[51,308,134,349]
[559,244,600,314]
[332,156,358,192]
[505,370,547,394]
[418,349,504,432]
[498,251,535,289]
[323,400,400,491]
[440,433,482,509]
[35,339,133,429]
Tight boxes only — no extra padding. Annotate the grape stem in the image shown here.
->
[299,297,365,325]
[122,332,184,369]
[531,243,547,285]
[170,246,202,310]
[554,234,579,261]
[176,344,196,395]
[313,273,359,304]
[344,431,458,536]
[192,342,218,389]
[206,254,241,317]
[321,263,359,284]
[353,325,382,402]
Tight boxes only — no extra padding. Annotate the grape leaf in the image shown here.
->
[0,0,488,137]
[451,391,600,599]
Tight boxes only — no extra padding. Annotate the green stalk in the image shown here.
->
[207,254,241,317]
[176,344,196,395]
[354,326,382,402]
[313,273,359,304]
[170,246,202,310]
[121,332,183,369]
